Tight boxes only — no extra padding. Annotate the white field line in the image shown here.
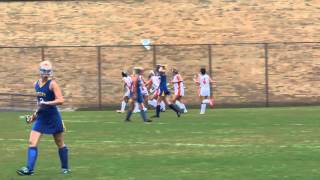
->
[0,138,320,149]
[62,119,168,125]
[63,120,118,124]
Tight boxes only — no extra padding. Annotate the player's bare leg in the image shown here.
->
[117,96,129,113]
[200,96,211,114]
[175,96,187,113]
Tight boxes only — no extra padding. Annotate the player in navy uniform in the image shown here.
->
[125,67,152,123]
[17,61,70,176]
[152,65,181,118]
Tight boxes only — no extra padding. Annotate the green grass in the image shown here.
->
[1,107,320,180]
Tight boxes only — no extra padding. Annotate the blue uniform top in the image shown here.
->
[33,80,64,134]
[159,73,170,96]
[136,76,143,94]
[159,74,167,89]
[35,80,57,112]
[136,75,144,103]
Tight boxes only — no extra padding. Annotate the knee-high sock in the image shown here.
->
[140,110,147,121]
[175,101,186,110]
[160,101,166,110]
[169,104,180,113]
[156,105,161,117]
[175,101,182,108]
[200,103,206,113]
[27,147,38,171]
[134,102,140,112]
[126,110,133,121]
[180,103,187,112]
[120,101,126,111]
[58,146,69,169]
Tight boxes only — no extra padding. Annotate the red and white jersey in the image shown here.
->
[150,75,160,91]
[198,74,210,89]
[140,75,149,96]
[122,76,132,91]
[172,74,184,92]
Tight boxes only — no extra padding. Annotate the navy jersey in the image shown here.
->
[159,73,170,96]
[159,74,167,89]
[136,76,143,94]
[136,75,144,103]
[35,80,57,111]
[33,80,64,134]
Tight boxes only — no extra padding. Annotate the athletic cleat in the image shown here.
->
[144,119,152,123]
[124,119,131,122]
[116,110,125,113]
[150,115,159,118]
[200,112,205,115]
[61,168,71,174]
[177,111,181,118]
[17,167,34,176]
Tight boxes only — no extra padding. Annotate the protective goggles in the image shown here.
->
[39,68,52,76]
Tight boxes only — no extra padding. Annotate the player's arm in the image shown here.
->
[123,80,128,92]
[146,79,152,89]
[142,79,148,88]
[193,74,200,85]
[43,80,64,105]
[141,76,147,84]
[131,78,138,97]
[209,77,216,86]
[25,81,39,124]
[33,81,37,88]
[209,76,213,83]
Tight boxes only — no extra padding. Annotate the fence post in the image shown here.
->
[264,43,269,107]
[152,45,157,69]
[41,47,45,61]
[208,45,213,97]
[10,94,14,110]
[97,46,102,109]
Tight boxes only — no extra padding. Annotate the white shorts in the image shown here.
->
[124,90,130,97]
[142,87,149,96]
[199,87,210,97]
[174,88,184,97]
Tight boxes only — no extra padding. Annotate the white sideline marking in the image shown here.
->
[63,120,168,124]
[63,120,118,124]
[1,138,320,149]
[191,132,204,134]
[292,124,304,126]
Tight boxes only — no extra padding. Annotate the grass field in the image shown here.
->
[1,107,320,180]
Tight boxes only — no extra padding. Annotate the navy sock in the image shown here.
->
[169,104,179,113]
[156,105,161,117]
[58,146,69,169]
[140,110,147,121]
[27,147,38,171]
[126,110,133,121]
